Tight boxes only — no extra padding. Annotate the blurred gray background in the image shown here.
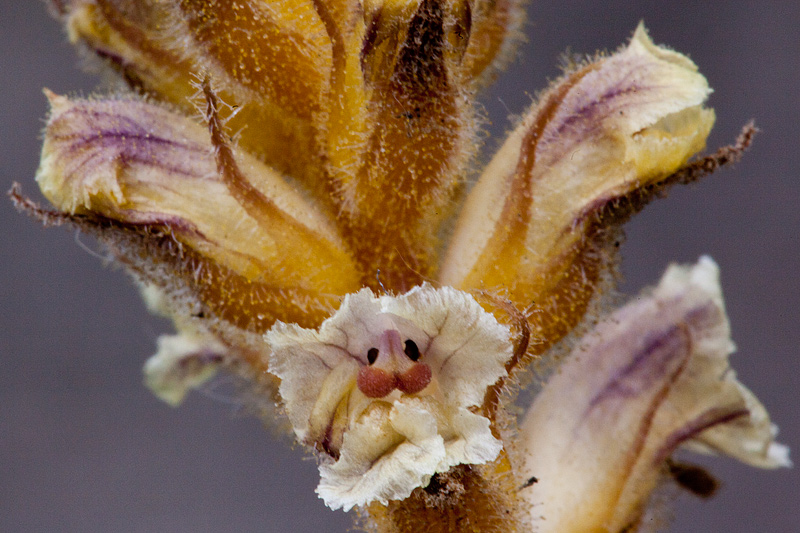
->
[2,1,797,531]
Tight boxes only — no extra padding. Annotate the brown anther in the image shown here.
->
[397,363,432,394]
[357,366,396,398]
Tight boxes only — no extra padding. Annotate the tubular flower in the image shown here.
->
[519,257,790,532]
[14,0,788,531]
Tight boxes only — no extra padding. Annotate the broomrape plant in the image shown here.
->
[12,0,790,531]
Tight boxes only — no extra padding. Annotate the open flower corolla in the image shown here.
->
[269,284,511,510]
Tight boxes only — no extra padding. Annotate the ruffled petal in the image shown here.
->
[267,284,512,509]
[317,399,446,511]
[381,285,513,407]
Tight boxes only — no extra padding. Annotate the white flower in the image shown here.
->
[267,284,513,510]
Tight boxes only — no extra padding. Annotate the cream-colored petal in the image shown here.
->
[519,257,789,532]
[269,285,512,441]
[316,397,503,511]
[268,317,363,443]
[440,406,503,467]
[143,331,224,406]
[36,93,358,295]
[317,399,445,511]
[382,284,512,406]
[268,289,383,443]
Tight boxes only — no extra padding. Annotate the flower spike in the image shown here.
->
[17,2,790,531]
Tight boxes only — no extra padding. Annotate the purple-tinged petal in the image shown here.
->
[519,257,789,532]
[36,92,359,295]
[441,25,716,361]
